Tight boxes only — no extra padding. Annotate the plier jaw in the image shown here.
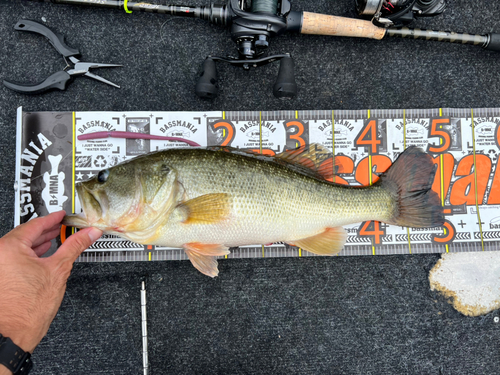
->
[66,56,122,88]
[3,20,121,94]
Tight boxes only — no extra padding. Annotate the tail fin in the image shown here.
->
[382,147,444,228]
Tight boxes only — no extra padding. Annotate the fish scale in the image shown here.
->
[152,149,386,245]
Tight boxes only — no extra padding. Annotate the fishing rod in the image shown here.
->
[29,0,500,98]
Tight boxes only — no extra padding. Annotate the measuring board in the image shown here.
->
[13,106,500,263]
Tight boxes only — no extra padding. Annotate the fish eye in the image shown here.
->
[97,169,110,183]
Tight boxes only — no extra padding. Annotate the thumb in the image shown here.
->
[51,227,102,265]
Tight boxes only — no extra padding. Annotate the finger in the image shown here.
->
[6,211,66,247]
[49,227,102,265]
[32,228,61,249]
[33,241,53,257]
[41,222,62,236]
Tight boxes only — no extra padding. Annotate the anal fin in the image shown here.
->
[184,243,230,278]
[289,227,347,256]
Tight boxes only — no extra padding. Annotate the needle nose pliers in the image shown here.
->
[3,20,121,94]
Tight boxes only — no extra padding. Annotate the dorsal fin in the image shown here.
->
[206,144,343,181]
[275,144,343,181]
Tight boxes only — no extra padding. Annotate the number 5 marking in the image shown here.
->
[426,118,451,154]
[432,220,456,245]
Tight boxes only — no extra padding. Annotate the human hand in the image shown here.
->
[0,211,101,357]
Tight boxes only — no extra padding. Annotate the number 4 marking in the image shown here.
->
[355,120,381,154]
[358,221,386,245]
[496,123,500,149]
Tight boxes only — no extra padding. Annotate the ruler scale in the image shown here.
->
[141,281,148,375]
[13,107,500,263]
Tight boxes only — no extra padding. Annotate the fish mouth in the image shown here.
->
[62,213,90,228]
[63,183,105,228]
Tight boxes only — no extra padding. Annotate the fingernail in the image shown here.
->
[88,228,103,242]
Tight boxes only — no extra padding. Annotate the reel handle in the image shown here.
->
[300,12,386,40]
[195,58,218,98]
[273,56,297,98]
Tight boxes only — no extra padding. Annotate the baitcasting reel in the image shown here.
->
[32,0,500,99]
[195,0,300,99]
[356,0,446,28]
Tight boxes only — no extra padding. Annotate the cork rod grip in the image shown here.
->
[301,12,386,40]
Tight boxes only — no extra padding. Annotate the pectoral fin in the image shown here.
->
[185,251,219,278]
[184,243,230,277]
[177,193,231,224]
[290,227,347,256]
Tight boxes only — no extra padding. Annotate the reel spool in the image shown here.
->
[356,0,446,27]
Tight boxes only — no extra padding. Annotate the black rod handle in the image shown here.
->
[485,33,500,52]
[39,1,229,24]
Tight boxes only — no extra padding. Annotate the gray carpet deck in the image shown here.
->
[1,0,499,374]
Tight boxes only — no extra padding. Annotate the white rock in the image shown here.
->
[429,251,500,316]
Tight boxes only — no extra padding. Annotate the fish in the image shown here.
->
[63,145,444,277]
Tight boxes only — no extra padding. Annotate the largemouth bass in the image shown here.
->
[63,145,444,277]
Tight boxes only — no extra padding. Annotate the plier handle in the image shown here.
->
[3,20,121,94]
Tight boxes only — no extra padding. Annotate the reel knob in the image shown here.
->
[195,58,218,98]
[273,56,297,98]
